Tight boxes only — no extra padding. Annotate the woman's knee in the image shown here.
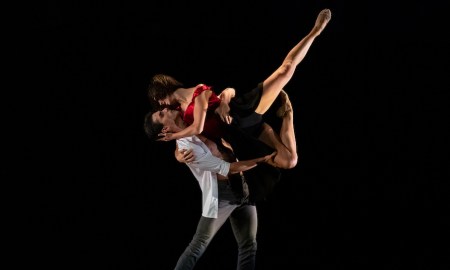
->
[277,153,298,169]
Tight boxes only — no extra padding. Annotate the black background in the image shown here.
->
[31,1,448,269]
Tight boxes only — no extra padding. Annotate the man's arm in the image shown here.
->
[175,144,194,163]
[177,136,276,176]
[177,136,230,176]
[228,152,277,174]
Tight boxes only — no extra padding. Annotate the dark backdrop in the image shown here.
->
[32,1,448,269]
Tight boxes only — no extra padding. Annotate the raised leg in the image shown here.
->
[255,8,331,115]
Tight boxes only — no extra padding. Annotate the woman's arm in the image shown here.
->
[162,90,212,141]
[216,88,235,124]
[217,87,235,104]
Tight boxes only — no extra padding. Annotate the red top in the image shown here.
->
[181,84,225,142]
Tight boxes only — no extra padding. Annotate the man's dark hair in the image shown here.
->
[147,74,183,110]
[143,110,163,141]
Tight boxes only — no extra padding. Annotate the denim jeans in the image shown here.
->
[174,181,258,270]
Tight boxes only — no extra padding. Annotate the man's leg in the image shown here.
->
[229,204,258,270]
[174,202,238,270]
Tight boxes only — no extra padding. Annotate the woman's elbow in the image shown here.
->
[192,126,203,135]
[225,88,236,96]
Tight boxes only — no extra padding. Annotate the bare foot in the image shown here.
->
[313,9,331,35]
[276,90,293,118]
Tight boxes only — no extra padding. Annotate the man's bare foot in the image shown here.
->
[313,8,331,35]
[276,90,293,118]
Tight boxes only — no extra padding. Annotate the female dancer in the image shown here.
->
[147,9,331,170]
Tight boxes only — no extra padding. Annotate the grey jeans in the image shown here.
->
[174,181,258,270]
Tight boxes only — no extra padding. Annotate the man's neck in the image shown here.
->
[174,118,186,133]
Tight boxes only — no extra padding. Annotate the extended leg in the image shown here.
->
[252,9,331,169]
[255,8,331,115]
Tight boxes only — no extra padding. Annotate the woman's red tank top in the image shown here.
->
[182,84,224,142]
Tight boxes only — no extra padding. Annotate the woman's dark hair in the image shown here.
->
[147,74,183,110]
[143,110,163,141]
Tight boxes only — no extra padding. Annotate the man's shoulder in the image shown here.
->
[176,136,203,148]
[177,135,197,143]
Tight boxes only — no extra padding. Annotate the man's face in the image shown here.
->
[151,108,179,128]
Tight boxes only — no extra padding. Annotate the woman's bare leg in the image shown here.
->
[276,91,297,167]
[255,8,332,115]
[257,91,297,169]
[251,9,331,169]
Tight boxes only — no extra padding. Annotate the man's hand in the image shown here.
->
[175,148,195,164]
[262,151,278,168]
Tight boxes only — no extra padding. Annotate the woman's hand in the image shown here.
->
[216,87,235,124]
[157,131,174,141]
[215,102,233,124]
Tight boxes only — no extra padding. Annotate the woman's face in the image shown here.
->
[153,90,177,107]
[157,96,172,107]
